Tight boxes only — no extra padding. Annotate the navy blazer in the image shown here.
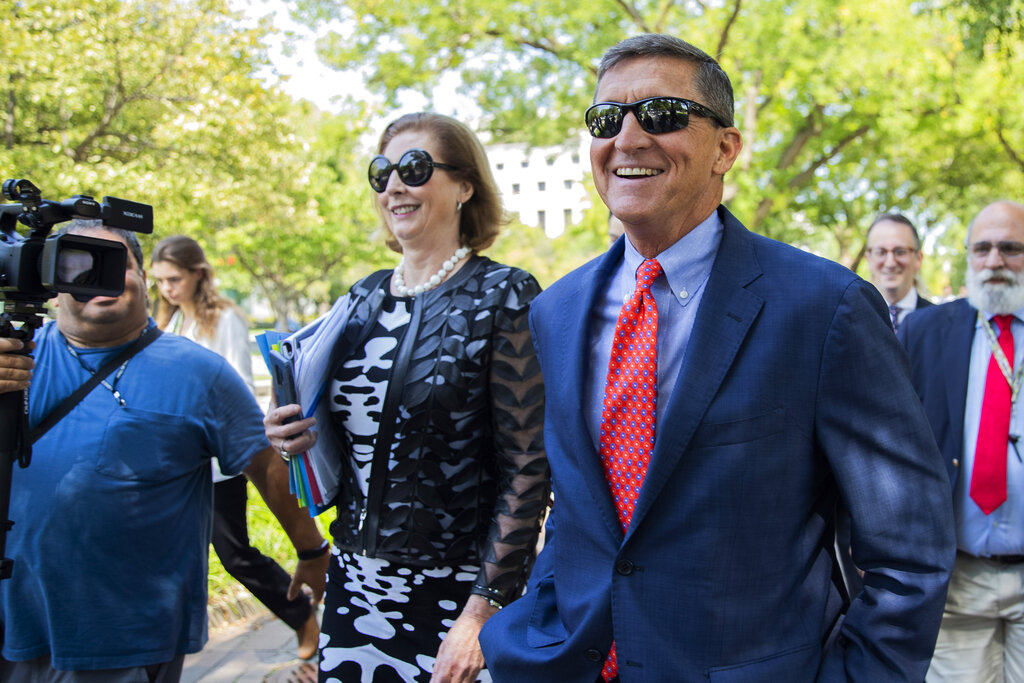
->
[899,298,976,491]
[480,207,955,682]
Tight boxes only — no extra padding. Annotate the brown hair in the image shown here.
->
[376,112,506,253]
[150,235,241,339]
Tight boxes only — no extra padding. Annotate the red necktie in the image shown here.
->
[971,314,1015,515]
[599,258,661,681]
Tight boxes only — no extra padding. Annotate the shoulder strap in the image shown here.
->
[29,326,163,445]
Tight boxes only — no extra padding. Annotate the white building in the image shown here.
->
[487,134,592,238]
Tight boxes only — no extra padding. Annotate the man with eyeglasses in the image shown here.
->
[480,33,954,682]
[901,200,1024,682]
[865,213,934,332]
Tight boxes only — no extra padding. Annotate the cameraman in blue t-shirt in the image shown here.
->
[0,221,329,682]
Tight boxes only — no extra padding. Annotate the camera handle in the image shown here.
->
[0,302,45,581]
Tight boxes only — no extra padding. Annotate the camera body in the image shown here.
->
[0,179,154,304]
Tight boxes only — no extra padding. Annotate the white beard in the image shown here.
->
[967,267,1024,314]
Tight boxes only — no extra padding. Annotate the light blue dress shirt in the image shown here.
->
[586,211,723,451]
[957,307,1024,556]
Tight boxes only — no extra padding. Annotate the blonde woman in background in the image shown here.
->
[151,235,320,659]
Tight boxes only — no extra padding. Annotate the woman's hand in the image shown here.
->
[263,403,318,457]
[430,595,499,683]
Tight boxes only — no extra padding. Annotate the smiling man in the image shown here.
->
[866,213,933,331]
[479,34,955,682]
[900,200,1024,682]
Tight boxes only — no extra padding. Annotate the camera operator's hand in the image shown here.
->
[264,403,318,459]
[0,338,35,393]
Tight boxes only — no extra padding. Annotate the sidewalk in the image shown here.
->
[182,607,317,683]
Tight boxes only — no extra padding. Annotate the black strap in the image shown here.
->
[29,326,163,445]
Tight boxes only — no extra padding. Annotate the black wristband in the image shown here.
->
[297,539,329,561]
[471,584,505,609]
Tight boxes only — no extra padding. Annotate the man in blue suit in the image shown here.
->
[479,34,955,682]
[900,200,1024,682]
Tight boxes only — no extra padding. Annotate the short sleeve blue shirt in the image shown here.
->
[0,319,270,670]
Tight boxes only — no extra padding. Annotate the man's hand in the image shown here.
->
[0,338,35,394]
[430,595,498,683]
[290,551,331,604]
[244,446,328,605]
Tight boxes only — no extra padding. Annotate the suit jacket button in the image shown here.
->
[953,458,960,468]
[585,648,604,662]
[616,559,635,575]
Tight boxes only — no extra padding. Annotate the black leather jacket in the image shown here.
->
[325,256,550,606]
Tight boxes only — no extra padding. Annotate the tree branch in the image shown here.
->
[654,0,679,33]
[778,105,823,169]
[787,123,870,188]
[715,0,743,60]
[996,119,1024,173]
[737,70,761,172]
[613,0,652,33]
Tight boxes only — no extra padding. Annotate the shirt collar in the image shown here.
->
[892,289,918,311]
[974,308,1024,328]
[621,211,723,307]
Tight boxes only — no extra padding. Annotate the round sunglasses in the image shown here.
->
[584,96,732,139]
[368,148,459,193]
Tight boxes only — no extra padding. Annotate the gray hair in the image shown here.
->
[63,219,145,273]
[596,34,735,128]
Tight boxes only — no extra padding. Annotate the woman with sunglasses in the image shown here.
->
[150,235,321,660]
[264,112,550,683]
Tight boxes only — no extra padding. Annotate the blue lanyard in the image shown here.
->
[63,339,130,407]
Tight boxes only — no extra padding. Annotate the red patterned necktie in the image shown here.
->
[972,314,1015,515]
[599,258,662,681]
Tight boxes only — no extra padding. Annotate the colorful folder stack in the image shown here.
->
[255,295,356,517]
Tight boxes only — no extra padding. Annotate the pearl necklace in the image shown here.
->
[392,245,471,297]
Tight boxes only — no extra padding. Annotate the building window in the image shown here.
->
[521,160,529,168]
[512,183,520,194]
[496,162,504,170]
[564,209,573,225]
[564,179,573,189]
[538,182,546,192]
[547,157,556,166]
[571,153,580,164]
[538,210,546,229]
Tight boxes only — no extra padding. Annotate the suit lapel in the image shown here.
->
[627,208,765,537]
[554,239,626,539]
[943,299,976,461]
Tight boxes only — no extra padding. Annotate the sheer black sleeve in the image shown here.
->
[471,271,551,607]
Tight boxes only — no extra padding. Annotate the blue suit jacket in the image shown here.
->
[898,298,976,491]
[480,207,955,682]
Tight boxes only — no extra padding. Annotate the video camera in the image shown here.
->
[0,179,153,581]
[1,178,153,307]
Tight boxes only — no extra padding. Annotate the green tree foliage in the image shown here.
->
[293,0,1024,286]
[1,0,387,326]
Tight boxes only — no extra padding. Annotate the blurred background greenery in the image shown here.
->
[4,0,1024,607]
[4,0,1023,319]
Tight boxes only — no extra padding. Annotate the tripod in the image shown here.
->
[0,299,45,581]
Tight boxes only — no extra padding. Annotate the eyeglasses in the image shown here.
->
[866,246,917,260]
[368,148,458,193]
[970,240,1024,259]
[584,96,732,139]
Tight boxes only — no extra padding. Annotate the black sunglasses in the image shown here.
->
[368,148,459,193]
[584,96,732,139]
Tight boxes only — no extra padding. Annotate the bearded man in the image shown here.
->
[901,200,1024,682]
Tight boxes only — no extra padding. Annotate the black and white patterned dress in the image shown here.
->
[318,259,548,683]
